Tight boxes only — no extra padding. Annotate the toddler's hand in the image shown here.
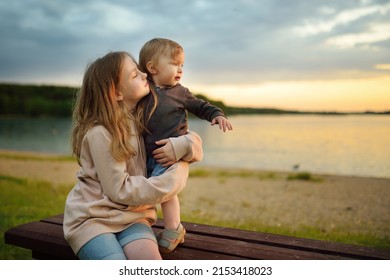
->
[153,139,177,167]
[211,116,233,132]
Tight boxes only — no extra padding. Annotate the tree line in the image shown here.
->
[0,83,77,117]
[2,83,387,117]
[0,83,238,118]
[0,83,300,118]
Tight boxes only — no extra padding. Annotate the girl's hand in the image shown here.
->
[211,116,233,132]
[152,139,177,167]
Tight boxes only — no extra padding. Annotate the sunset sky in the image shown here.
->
[0,0,389,112]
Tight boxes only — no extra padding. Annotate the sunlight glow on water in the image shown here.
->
[1,115,389,178]
[189,115,390,178]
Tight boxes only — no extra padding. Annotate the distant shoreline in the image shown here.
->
[1,82,389,117]
[1,148,390,180]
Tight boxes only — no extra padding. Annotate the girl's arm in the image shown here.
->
[86,127,202,206]
[152,130,203,166]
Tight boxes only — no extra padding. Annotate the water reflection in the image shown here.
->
[0,115,389,178]
[189,115,390,178]
[0,117,72,154]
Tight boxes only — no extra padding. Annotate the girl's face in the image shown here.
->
[153,51,184,87]
[118,56,149,108]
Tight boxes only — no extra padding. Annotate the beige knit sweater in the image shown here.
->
[63,124,203,254]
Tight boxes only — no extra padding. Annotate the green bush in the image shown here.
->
[0,83,77,117]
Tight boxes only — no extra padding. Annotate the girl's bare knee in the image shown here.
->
[123,239,162,260]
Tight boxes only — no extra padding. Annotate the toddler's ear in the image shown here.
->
[146,61,158,75]
[115,91,123,101]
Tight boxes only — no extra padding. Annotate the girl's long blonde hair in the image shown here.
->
[71,51,154,164]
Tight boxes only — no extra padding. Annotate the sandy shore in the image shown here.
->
[1,149,390,240]
[183,167,390,238]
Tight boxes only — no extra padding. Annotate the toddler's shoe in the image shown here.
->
[156,223,186,254]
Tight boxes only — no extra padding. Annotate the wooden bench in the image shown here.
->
[5,214,390,260]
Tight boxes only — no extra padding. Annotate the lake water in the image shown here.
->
[1,115,389,179]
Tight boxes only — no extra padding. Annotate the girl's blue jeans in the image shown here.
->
[76,222,157,260]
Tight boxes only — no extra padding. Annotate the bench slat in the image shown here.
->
[5,214,390,260]
[5,221,77,259]
[176,233,348,260]
[154,220,390,260]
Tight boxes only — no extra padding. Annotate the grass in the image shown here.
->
[1,166,389,259]
[0,175,73,259]
[0,152,74,162]
[189,168,279,180]
[287,172,323,182]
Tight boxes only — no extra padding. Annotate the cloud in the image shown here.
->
[292,4,390,37]
[326,23,390,49]
[0,0,389,86]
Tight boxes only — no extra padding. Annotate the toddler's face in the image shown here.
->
[154,51,184,87]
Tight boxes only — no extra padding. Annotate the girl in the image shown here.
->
[63,51,202,260]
